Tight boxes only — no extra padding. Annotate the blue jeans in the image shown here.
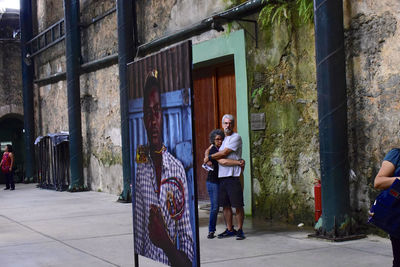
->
[206,181,219,233]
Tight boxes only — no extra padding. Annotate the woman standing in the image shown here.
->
[204,129,225,239]
[374,148,400,267]
[1,144,15,190]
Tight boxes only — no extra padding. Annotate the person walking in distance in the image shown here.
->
[1,144,15,190]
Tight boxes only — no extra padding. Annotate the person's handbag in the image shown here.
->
[369,178,400,238]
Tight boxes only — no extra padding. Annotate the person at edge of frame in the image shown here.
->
[374,148,400,267]
[134,70,193,267]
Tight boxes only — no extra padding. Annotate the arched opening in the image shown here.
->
[0,114,25,184]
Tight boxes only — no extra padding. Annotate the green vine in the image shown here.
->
[252,86,265,99]
[259,0,314,29]
[296,0,314,23]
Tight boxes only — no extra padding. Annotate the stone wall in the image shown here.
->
[136,0,227,44]
[243,16,318,224]
[0,41,22,112]
[31,0,400,227]
[134,0,320,224]
[33,0,232,196]
[344,0,400,224]
[34,0,121,194]
[247,0,400,226]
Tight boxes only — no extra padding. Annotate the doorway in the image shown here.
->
[192,29,252,214]
[193,61,237,200]
[0,115,25,183]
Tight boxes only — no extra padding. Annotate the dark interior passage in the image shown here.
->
[0,115,25,183]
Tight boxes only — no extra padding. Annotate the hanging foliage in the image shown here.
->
[258,0,314,28]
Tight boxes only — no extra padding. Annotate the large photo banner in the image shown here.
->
[128,41,198,267]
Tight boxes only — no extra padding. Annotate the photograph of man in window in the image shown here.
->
[134,71,193,267]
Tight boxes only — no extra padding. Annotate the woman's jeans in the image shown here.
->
[5,171,14,189]
[206,181,219,233]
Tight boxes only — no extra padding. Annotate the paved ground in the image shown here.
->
[0,183,394,267]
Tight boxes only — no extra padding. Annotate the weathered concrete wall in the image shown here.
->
[36,0,63,32]
[246,0,400,226]
[34,0,66,134]
[79,0,120,193]
[244,16,318,224]
[34,0,121,194]
[344,0,400,224]
[33,0,232,195]
[80,66,122,193]
[136,0,228,44]
[0,41,23,113]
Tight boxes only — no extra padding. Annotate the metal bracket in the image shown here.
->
[213,15,259,48]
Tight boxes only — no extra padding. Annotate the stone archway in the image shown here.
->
[0,104,23,119]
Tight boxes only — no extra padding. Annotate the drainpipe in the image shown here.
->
[19,0,35,182]
[34,0,265,85]
[34,53,118,86]
[313,0,351,236]
[64,0,84,191]
[137,0,265,55]
[116,0,136,202]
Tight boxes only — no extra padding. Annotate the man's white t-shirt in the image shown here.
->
[218,132,242,178]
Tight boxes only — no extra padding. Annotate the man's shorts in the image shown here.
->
[218,176,244,208]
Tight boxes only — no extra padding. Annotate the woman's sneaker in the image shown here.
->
[236,229,245,240]
[217,228,237,239]
[207,232,215,239]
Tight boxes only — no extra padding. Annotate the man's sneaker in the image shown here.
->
[207,232,215,239]
[217,228,237,239]
[236,229,245,240]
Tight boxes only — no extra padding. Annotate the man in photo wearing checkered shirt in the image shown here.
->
[134,74,193,266]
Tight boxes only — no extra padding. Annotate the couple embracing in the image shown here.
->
[204,114,246,240]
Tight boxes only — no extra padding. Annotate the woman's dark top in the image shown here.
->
[207,145,219,183]
[384,148,400,176]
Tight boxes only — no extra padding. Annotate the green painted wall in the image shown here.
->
[193,30,252,215]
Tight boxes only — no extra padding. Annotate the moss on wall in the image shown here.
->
[245,10,318,225]
[93,148,122,167]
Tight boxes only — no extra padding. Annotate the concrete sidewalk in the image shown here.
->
[0,184,393,267]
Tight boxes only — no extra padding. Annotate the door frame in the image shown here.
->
[192,30,252,215]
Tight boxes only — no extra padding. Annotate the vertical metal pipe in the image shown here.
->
[19,0,36,182]
[117,0,136,202]
[64,0,84,191]
[313,0,351,235]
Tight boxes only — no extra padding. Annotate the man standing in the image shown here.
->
[205,114,245,240]
[134,72,193,266]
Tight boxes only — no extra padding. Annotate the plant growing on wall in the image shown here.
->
[258,0,314,28]
[252,86,265,99]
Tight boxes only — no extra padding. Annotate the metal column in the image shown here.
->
[116,0,136,202]
[64,0,84,191]
[19,0,35,182]
[313,0,351,236]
